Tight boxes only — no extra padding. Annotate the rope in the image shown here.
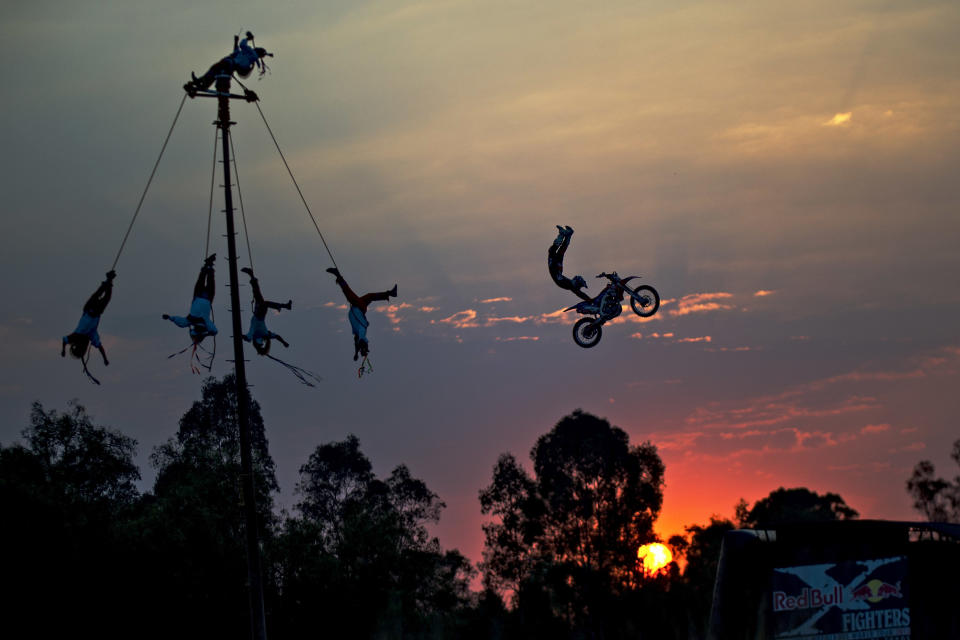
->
[168,339,215,374]
[209,312,217,372]
[229,132,255,270]
[111,93,187,271]
[81,349,101,385]
[358,355,373,379]
[264,354,323,387]
[205,128,218,259]
[251,100,339,271]
[204,131,219,369]
[192,340,214,374]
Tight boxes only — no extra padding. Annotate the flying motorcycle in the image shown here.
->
[564,272,660,348]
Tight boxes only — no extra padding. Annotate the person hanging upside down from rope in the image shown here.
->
[62,271,115,366]
[326,268,397,361]
[548,225,591,302]
[163,254,219,344]
[184,31,273,95]
[240,267,291,355]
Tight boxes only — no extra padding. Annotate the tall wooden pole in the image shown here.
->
[214,73,268,640]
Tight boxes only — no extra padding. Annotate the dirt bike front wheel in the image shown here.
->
[573,318,602,348]
[630,285,660,317]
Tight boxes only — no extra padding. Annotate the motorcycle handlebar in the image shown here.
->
[596,272,618,279]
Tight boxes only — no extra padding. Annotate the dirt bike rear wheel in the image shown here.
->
[630,285,660,317]
[573,318,602,348]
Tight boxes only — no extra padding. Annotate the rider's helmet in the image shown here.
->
[572,275,587,289]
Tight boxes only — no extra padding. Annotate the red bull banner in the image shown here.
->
[771,555,910,639]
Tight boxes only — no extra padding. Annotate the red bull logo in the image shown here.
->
[773,586,843,612]
[850,579,903,604]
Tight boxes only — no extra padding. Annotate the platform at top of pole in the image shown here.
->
[184,76,259,103]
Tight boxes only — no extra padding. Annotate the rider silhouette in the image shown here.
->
[548,225,591,302]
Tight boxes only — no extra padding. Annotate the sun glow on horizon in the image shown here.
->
[637,543,673,574]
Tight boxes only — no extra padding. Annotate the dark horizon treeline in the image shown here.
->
[2,375,957,639]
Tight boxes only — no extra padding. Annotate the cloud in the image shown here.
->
[631,332,675,340]
[484,315,532,327]
[676,427,842,463]
[659,348,960,472]
[532,309,570,325]
[753,289,776,297]
[369,302,451,327]
[432,305,573,332]
[436,309,479,329]
[668,292,735,317]
[631,333,711,344]
[494,336,539,342]
[796,430,837,450]
[373,302,414,325]
[827,461,893,473]
[480,297,512,304]
[899,442,926,452]
[860,423,891,435]
[758,367,928,404]
[824,112,852,127]
[685,394,882,432]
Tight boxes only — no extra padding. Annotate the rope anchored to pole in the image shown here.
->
[247,95,340,272]
[111,93,188,271]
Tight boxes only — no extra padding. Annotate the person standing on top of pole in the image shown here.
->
[184,31,273,95]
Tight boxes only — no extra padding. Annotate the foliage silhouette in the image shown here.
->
[906,438,960,522]
[132,375,279,638]
[0,389,482,638]
[677,517,736,639]
[276,434,475,638]
[479,409,671,638]
[0,402,140,637]
[2,394,881,639]
[738,486,858,528]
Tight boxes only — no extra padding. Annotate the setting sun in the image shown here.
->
[638,543,673,574]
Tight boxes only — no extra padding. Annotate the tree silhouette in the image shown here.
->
[738,487,858,528]
[277,435,475,638]
[479,409,666,636]
[0,402,140,637]
[678,516,736,639]
[131,375,279,637]
[906,438,960,522]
